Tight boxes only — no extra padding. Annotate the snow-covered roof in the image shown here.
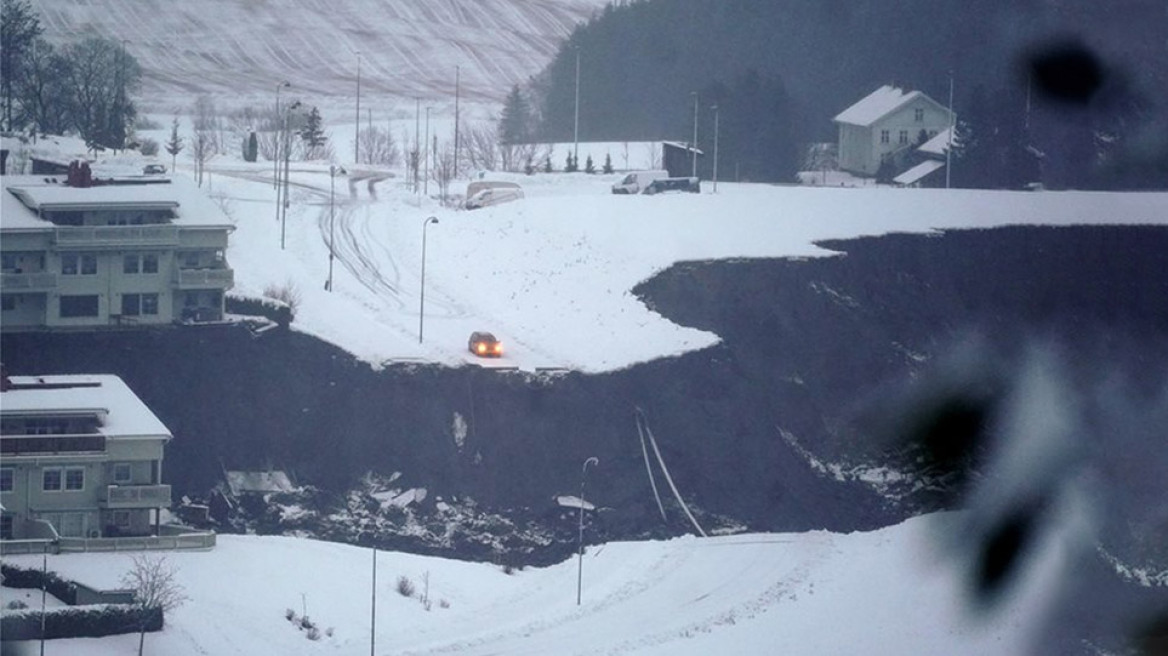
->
[893,160,946,186]
[834,85,926,127]
[0,374,172,439]
[918,128,953,157]
[0,174,234,231]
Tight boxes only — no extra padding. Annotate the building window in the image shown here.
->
[81,254,97,275]
[143,254,159,274]
[1,254,16,272]
[898,130,909,145]
[61,253,78,275]
[124,254,140,274]
[60,295,99,318]
[180,252,200,269]
[122,293,159,317]
[928,130,938,138]
[113,463,132,484]
[122,294,141,316]
[65,468,84,491]
[142,293,159,315]
[43,469,62,491]
[1,295,14,311]
[915,108,924,122]
[880,130,890,144]
[0,467,13,492]
[113,510,131,528]
[0,514,12,539]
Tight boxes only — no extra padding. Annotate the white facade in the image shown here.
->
[0,374,173,541]
[834,85,954,177]
[1,175,235,330]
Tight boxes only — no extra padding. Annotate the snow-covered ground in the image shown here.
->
[1,512,1071,655]
[191,156,1168,373]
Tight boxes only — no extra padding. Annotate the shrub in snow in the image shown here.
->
[396,575,415,597]
[139,138,159,156]
[306,626,321,641]
[439,599,450,609]
[325,627,334,637]
[262,281,301,321]
[285,608,296,622]
[7,600,28,610]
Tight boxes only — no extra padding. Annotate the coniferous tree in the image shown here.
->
[584,154,595,173]
[165,116,184,171]
[299,106,328,157]
[498,85,531,145]
[243,131,258,162]
[603,153,614,174]
[544,156,553,173]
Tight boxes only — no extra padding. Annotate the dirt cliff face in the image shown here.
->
[5,225,1168,544]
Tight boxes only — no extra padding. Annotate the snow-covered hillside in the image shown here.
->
[30,0,609,109]
[191,157,1168,373]
[1,513,1063,655]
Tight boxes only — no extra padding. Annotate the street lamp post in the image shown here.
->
[280,101,301,250]
[370,544,377,656]
[418,216,438,343]
[573,46,581,167]
[355,52,361,164]
[424,107,431,196]
[327,164,343,291]
[274,81,289,188]
[690,91,699,178]
[576,456,599,606]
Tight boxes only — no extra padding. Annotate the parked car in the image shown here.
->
[644,177,700,195]
[143,164,167,175]
[468,331,503,357]
[611,169,669,194]
[465,185,524,210]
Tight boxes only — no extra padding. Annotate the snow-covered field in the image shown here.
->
[192,157,1168,373]
[1,513,1071,655]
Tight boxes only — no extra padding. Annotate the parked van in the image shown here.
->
[611,170,669,194]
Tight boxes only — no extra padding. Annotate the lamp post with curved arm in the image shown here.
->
[419,216,439,343]
[577,456,599,605]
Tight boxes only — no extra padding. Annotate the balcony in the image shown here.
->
[0,272,57,291]
[173,267,234,289]
[54,225,179,249]
[102,484,172,509]
[0,433,105,456]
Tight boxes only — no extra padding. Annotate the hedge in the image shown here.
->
[226,293,292,327]
[1,605,162,640]
[1,564,78,605]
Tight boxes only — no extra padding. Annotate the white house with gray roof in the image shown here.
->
[1,173,235,331]
[834,85,954,177]
[0,374,174,543]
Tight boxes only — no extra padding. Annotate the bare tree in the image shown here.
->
[357,124,400,167]
[431,141,457,205]
[460,120,499,172]
[121,555,187,656]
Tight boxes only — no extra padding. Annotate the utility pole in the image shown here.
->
[274,81,289,188]
[355,52,361,164]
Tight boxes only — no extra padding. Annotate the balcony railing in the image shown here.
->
[173,268,234,288]
[0,433,105,456]
[103,484,172,509]
[55,225,180,248]
[1,272,57,291]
